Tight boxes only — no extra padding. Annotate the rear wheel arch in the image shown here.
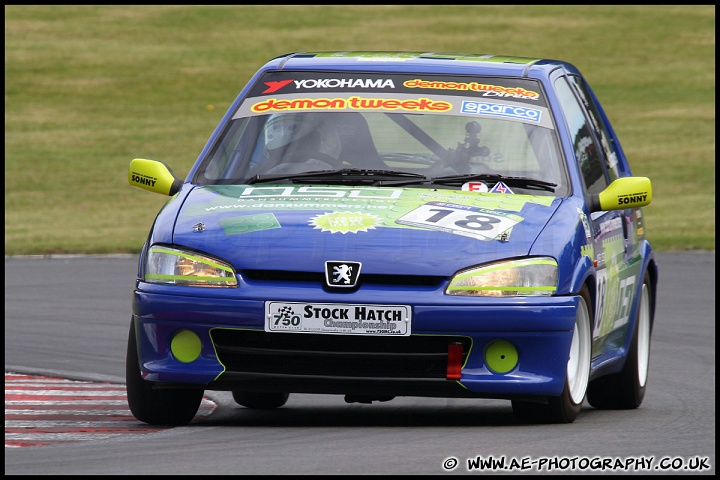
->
[646,259,658,332]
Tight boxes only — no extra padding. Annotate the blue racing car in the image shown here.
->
[126,51,657,425]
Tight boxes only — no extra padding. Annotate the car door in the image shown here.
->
[554,74,641,357]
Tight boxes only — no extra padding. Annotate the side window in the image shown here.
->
[554,76,608,195]
[568,76,621,182]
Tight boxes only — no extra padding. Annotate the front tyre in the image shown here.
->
[512,285,592,424]
[126,320,204,426]
[587,271,652,409]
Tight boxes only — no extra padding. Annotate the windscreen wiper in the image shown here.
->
[431,173,557,192]
[245,168,429,186]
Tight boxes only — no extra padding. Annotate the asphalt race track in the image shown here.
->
[4,252,715,475]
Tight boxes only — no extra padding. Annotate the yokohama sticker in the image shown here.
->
[265,302,411,336]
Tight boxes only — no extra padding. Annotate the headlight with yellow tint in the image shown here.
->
[144,246,237,287]
[446,257,557,296]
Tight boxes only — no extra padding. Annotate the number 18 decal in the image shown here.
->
[395,201,522,241]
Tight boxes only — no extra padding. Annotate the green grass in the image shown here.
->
[4,5,715,254]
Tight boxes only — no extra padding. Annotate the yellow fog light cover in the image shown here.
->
[485,340,518,374]
[171,330,202,363]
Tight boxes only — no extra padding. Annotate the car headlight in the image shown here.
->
[144,246,237,287]
[445,257,557,296]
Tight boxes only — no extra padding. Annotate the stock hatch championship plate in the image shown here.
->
[265,302,412,336]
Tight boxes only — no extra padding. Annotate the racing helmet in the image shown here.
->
[263,113,341,161]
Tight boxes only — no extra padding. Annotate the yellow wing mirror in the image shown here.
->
[128,158,183,196]
[589,177,652,212]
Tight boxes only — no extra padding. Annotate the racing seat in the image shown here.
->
[332,112,386,169]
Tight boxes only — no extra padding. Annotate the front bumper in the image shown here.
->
[132,285,579,400]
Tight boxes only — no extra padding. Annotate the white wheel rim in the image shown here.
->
[567,295,591,404]
[637,283,651,387]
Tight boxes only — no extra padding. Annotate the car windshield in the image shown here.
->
[193,73,569,196]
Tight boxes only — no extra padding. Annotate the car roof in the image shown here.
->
[261,51,582,78]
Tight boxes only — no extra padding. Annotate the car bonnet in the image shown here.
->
[169,184,562,277]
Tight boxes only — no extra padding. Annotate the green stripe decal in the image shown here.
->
[446,285,556,292]
[452,258,557,282]
[145,274,232,283]
[152,247,234,274]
